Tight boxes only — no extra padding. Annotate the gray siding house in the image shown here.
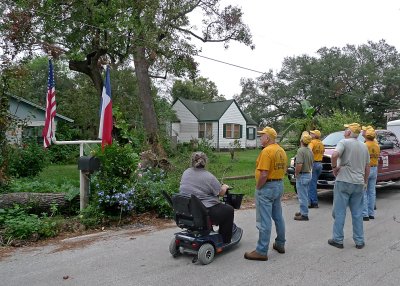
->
[7,94,73,144]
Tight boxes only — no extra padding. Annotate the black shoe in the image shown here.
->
[273,242,285,254]
[328,239,344,249]
[356,243,365,249]
[294,215,309,221]
[308,203,319,208]
[369,215,375,219]
[363,217,370,221]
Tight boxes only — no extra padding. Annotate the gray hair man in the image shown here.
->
[328,123,370,249]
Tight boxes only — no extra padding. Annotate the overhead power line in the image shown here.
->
[196,55,265,74]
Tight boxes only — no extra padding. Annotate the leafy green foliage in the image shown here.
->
[0,205,60,243]
[171,77,224,102]
[316,110,363,135]
[7,140,48,178]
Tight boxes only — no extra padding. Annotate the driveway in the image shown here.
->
[1,186,400,286]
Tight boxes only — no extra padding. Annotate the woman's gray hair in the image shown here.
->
[191,151,208,168]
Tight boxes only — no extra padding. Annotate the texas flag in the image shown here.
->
[98,66,113,149]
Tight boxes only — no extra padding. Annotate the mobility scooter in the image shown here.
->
[163,190,243,265]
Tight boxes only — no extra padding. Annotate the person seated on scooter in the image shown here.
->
[179,151,234,243]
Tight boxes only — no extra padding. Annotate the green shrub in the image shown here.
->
[79,204,105,228]
[7,140,48,178]
[0,205,60,243]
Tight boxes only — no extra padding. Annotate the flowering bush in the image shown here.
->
[91,144,139,214]
[133,164,171,216]
[97,185,135,212]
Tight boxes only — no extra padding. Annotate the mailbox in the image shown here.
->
[78,156,100,173]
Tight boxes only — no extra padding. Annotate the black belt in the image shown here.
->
[370,165,378,167]
[266,179,283,182]
[314,161,322,163]
[299,172,311,174]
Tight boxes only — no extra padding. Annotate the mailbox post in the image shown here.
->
[78,156,101,210]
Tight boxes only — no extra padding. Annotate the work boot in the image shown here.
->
[294,214,309,221]
[273,243,285,254]
[328,239,344,249]
[244,250,268,261]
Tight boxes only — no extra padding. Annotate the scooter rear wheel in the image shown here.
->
[198,243,215,265]
[169,238,180,257]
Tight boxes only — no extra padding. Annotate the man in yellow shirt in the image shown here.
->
[361,126,380,221]
[244,127,287,261]
[308,130,325,208]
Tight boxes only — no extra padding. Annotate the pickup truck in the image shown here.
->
[287,129,400,189]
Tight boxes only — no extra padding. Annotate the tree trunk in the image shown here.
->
[69,49,107,96]
[0,192,75,212]
[133,45,164,155]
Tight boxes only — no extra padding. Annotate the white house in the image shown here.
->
[6,94,74,144]
[171,97,258,149]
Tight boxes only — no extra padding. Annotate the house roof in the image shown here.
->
[176,97,257,125]
[9,94,74,122]
[177,97,233,121]
[243,113,257,125]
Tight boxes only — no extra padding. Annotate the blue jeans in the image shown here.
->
[296,172,312,216]
[363,166,377,217]
[309,162,322,205]
[255,180,286,256]
[332,181,364,245]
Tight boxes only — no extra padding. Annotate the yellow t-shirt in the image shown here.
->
[309,139,325,161]
[365,141,380,166]
[255,143,287,181]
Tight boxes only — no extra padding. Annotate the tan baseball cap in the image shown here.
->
[257,127,277,139]
[365,128,376,139]
[301,134,312,145]
[310,130,321,138]
[344,123,361,134]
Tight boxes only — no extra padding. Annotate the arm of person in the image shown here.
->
[218,184,229,196]
[364,164,370,189]
[295,163,303,177]
[331,150,340,177]
[256,170,269,190]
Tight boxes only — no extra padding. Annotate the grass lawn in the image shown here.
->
[207,148,297,197]
[37,164,80,187]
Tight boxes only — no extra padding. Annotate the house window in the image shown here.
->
[198,122,213,139]
[247,127,256,140]
[223,123,242,139]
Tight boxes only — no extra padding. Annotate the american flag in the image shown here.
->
[42,59,56,148]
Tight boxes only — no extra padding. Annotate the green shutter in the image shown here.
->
[223,124,226,138]
[253,128,256,140]
[246,127,249,139]
[240,125,243,138]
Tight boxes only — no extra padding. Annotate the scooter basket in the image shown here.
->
[223,193,244,209]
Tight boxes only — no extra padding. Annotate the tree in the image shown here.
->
[171,76,224,102]
[1,0,253,154]
[235,40,400,130]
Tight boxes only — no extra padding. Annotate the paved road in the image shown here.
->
[1,186,400,286]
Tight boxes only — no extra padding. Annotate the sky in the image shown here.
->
[192,0,400,99]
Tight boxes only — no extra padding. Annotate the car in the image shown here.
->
[287,129,400,189]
